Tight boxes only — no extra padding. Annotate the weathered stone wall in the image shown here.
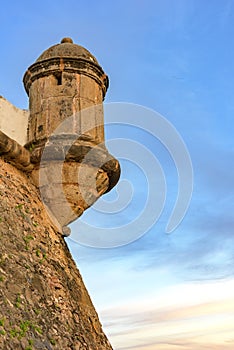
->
[27,74,104,147]
[0,158,113,350]
[0,97,28,146]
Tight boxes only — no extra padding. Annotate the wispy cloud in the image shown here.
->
[101,278,234,350]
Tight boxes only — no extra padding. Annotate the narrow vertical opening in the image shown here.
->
[54,72,62,85]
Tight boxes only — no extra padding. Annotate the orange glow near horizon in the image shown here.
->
[101,278,234,350]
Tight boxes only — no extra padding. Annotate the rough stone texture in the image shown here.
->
[26,70,105,149]
[36,39,99,65]
[35,160,110,229]
[0,158,113,350]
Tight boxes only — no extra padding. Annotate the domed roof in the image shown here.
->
[36,38,99,65]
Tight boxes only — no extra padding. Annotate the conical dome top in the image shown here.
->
[36,38,99,65]
[23,37,109,96]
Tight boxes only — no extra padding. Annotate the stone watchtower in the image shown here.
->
[0,38,118,349]
[23,37,120,234]
[0,37,121,234]
[23,37,109,161]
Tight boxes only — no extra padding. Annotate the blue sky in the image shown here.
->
[1,1,234,349]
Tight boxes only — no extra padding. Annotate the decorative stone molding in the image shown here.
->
[0,130,33,172]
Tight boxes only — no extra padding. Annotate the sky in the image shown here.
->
[1,1,234,349]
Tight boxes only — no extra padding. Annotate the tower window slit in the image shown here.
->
[54,72,62,85]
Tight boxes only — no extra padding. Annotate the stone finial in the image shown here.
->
[61,37,73,43]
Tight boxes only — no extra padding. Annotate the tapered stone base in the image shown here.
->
[0,158,113,350]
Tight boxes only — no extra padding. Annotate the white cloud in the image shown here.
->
[101,278,234,350]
